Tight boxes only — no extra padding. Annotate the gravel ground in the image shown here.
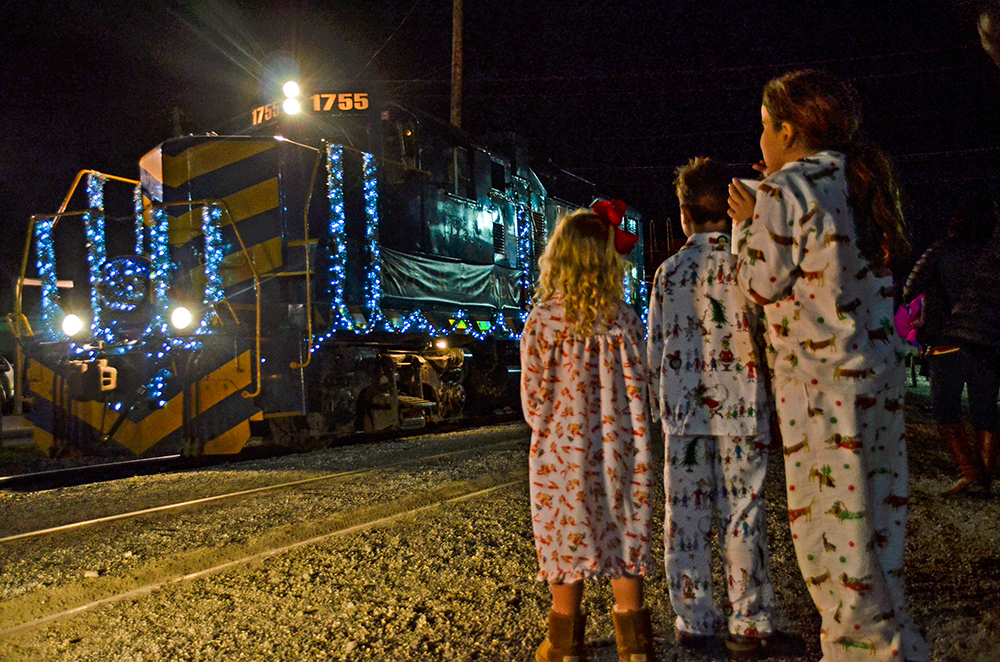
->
[1,377,999,661]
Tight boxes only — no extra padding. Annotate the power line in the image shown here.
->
[351,0,426,84]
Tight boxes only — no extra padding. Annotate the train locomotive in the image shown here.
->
[9,85,647,457]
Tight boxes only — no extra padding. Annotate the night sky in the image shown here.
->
[4,0,1000,313]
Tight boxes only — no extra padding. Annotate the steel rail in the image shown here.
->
[0,474,526,637]
[0,436,528,544]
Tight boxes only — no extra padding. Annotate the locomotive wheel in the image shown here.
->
[267,415,327,452]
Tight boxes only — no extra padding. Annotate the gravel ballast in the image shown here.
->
[1,381,999,661]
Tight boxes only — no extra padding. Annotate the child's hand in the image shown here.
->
[728,179,756,225]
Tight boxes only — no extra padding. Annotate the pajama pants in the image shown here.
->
[774,372,929,662]
[663,431,775,637]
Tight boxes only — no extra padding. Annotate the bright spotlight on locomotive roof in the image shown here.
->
[282,97,301,115]
[283,81,300,98]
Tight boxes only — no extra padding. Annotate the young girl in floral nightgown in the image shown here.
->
[520,201,657,662]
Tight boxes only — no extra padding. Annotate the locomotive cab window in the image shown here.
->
[425,132,472,199]
[384,119,417,170]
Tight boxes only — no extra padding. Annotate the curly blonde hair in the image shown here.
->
[534,208,625,335]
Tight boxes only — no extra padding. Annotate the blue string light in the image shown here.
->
[148,206,171,335]
[324,144,354,331]
[362,152,387,330]
[145,368,172,402]
[637,273,649,331]
[306,146,547,349]
[516,206,532,300]
[134,185,145,256]
[200,204,224,330]
[397,310,439,334]
[99,259,149,313]
[491,311,513,340]
[448,309,488,341]
[85,174,107,340]
[35,218,58,336]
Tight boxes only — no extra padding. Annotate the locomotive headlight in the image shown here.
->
[434,339,449,350]
[170,306,193,330]
[282,97,301,115]
[62,314,85,337]
[282,80,301,115]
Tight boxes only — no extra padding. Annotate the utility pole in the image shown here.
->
[450,0,462,127]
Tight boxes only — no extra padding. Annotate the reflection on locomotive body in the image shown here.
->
[14,104,646,457]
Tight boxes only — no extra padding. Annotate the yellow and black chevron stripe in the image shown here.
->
[139,137,284,293]
[23,350,263,456]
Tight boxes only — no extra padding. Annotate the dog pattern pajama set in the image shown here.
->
[736,151,929,662]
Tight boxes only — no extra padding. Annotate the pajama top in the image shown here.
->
[520,296,655,582]
[734,151,907,391]
[647,231,769,435]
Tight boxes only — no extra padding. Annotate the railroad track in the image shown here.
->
[0,424,531,637]
[0,411,524,492]
[0,435,527,544]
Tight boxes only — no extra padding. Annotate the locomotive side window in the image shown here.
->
[447,146,472,199]
[423,132,472,199]
[491,160,506,193]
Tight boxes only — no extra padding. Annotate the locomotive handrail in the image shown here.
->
[15,206,124,420]
[13,169,140,419]
[13,196,265,410]
[4,313,32,341]
[4,313,32,416]
[289,149,322,371]
[152,199,263,400]
[54,170,142,229]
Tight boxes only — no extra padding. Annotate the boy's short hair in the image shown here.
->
[674,157,731,227]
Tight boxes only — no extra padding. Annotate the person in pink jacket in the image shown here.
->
[521,201,657,662]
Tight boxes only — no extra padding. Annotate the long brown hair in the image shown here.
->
[763,70,908,268]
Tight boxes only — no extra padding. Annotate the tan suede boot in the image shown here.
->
[978,429,998,492]
[536,610,586,662]
[940,423,984,496]
[612,607,657,662]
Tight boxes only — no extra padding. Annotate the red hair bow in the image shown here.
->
[592,199,638,256]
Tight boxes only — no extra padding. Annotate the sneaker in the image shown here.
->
[725,633,762,661]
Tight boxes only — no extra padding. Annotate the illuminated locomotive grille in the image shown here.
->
[493,222,506,258]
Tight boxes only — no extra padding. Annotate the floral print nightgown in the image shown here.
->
[520,296,655,583]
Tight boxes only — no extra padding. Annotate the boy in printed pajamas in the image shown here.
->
[648,157,776,657]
